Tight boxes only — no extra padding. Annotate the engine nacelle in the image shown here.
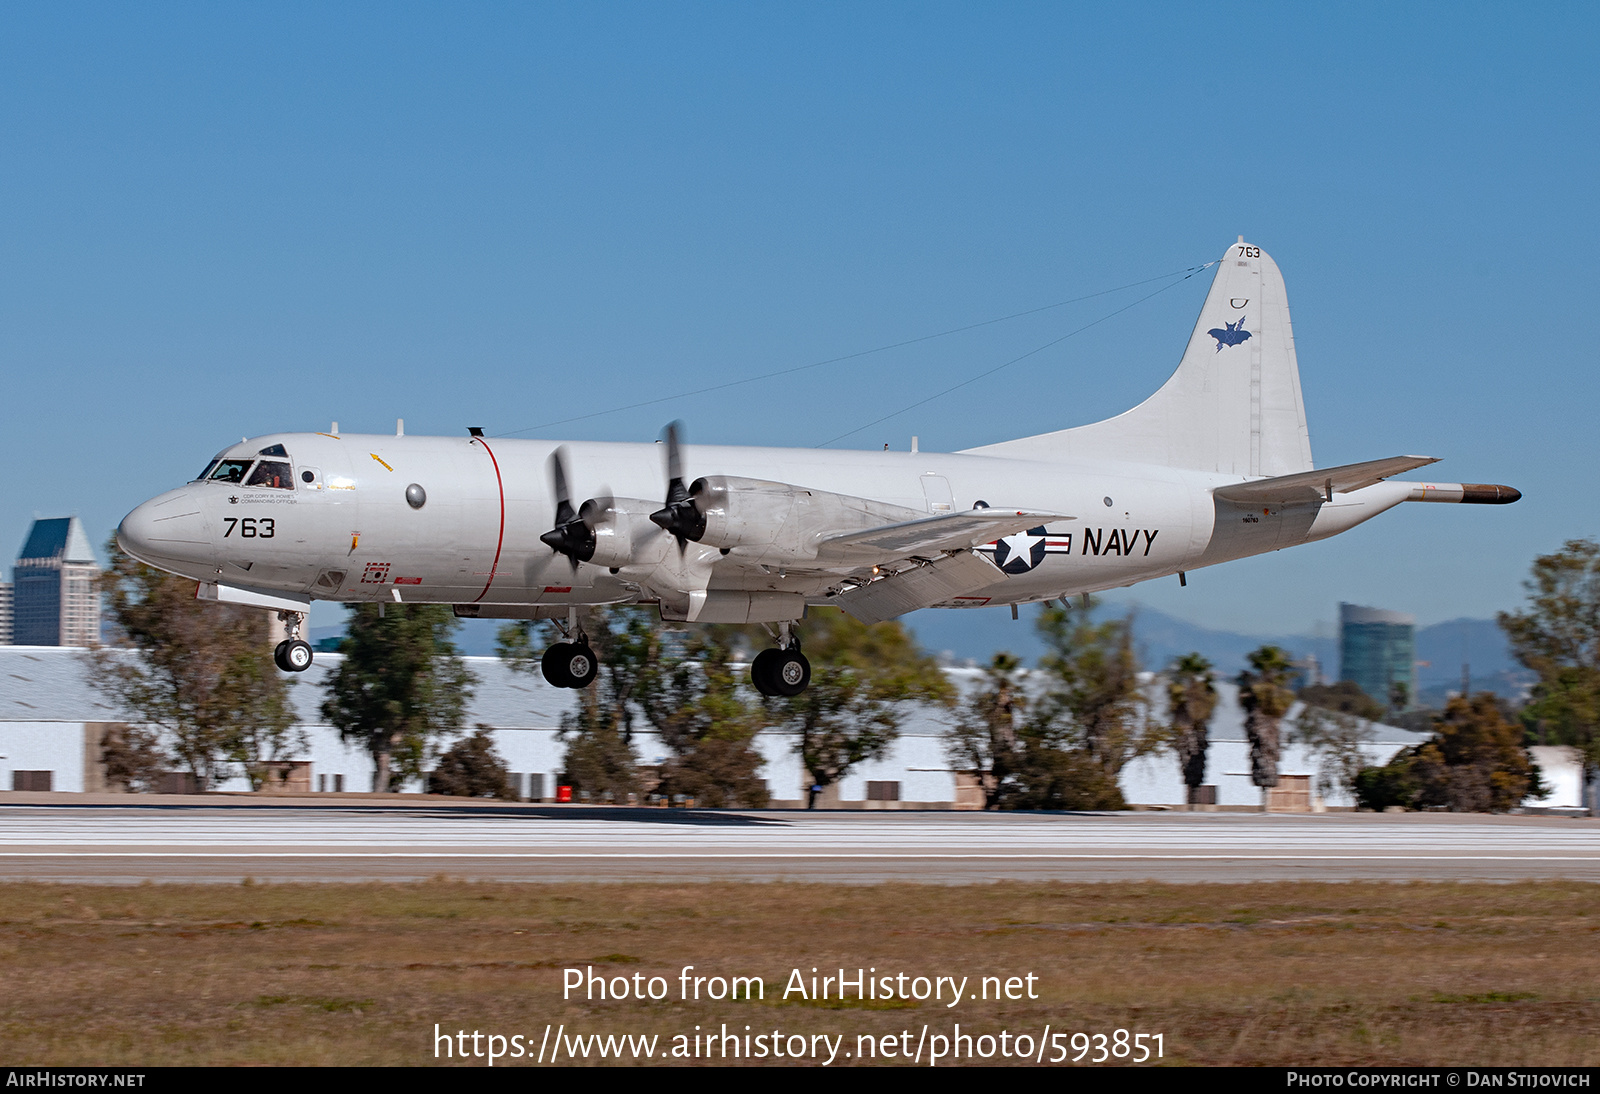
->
[690,476,921,563]
[581,498,672,570]
[691,477,804,551]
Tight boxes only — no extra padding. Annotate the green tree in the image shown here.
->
[769,609,953,809]
[1291,703,1372,801]
[87,541,299,791]
[1167,653,1217,806]
[498,607,649,801]
[1238,645,1295,805]
[429,725,514,799]
[1355,694,1547,812]
[99,723,170,793]
[1299,679,1387,722]
[1005,739,1126,811]
[945,652,1028,810]
[1412,694,1546,811]
[1498,539,1600,811]
[641,627,769,807]
[960,598,1140,812]
[321,603,474,792]
[1033,600,1154,780]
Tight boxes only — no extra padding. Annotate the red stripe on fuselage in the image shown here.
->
[471,438,506,603]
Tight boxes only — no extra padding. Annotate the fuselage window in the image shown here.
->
[246,460,294,489]
[257,444,289,457]
[209,459,254,484]
[193,459,221,482]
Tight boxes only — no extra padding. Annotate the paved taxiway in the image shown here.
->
[0,801,1596,883]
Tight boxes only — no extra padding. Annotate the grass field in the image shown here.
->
[2,880,1597,1067]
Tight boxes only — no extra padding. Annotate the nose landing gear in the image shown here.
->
[541,608,598,689]
[273,611,314,673]
[751,621,810,697]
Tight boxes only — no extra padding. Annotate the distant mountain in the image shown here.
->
[898,602,1336,680]
[899,603,1528,700]
[1413,617,1522,690]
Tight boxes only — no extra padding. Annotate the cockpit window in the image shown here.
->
[209,459,254,484]
[257,444,289,457]
[194,459,221,482]
[246,460,294,490]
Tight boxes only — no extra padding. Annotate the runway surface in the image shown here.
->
[1,801,1597,883]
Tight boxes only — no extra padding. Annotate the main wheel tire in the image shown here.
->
[750,648,781,696]
[273,640,291,672]
[283,639,314,672]
[772,649,811,697]
[541,643,575,689]
[564,643,598,689]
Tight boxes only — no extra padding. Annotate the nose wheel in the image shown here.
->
[273,611,313,672]
[274,639,314,672]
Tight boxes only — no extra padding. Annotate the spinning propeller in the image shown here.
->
[649,421,707,546]
[541,423,712,568]
[539,447,606,565]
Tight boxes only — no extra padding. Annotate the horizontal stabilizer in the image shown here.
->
[816,509,1072,562]
[830,550,1003,624]
[1213,455,1439,507]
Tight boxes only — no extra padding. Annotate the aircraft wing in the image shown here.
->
[1212,455,1440,507]
[828,549,1007,624]
[814,509,1073,563]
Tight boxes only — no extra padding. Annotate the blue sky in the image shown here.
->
[3,3,1595,638]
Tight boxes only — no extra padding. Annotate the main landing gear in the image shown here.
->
[273,611,313,673]
[541,608,598,690]
[751,622,810,698]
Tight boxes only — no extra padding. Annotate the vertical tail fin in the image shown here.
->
[964,239,1314,477]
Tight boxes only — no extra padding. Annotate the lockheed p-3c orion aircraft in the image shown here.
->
[116,239,1519,695]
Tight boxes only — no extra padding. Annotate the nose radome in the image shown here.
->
[117,489,212,570]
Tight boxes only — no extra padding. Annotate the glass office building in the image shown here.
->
[1339,602,1416,711]
[13,517,100,647]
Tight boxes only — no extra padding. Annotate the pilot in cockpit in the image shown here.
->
[246,460,293,489]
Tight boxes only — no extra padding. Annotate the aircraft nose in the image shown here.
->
[117,489,214,570]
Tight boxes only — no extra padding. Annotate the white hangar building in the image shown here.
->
[0,646,1584,811]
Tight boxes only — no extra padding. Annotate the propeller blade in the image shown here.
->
[547,447,577,526]
[650,421,706,544]
[664,420,684,490]
[539,447,596,563]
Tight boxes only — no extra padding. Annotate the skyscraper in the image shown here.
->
[0,580,12,644]
[13,517,101,647]
[1339,602,1416,711]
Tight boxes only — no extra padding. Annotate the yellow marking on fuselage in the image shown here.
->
[370,453,393,471]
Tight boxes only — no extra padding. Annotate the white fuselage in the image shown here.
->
[117,430,1411,615]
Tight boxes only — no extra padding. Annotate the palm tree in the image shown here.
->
[1167,653,1217,807]
[947,652,1028,810]
[1238,645,1296,809]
